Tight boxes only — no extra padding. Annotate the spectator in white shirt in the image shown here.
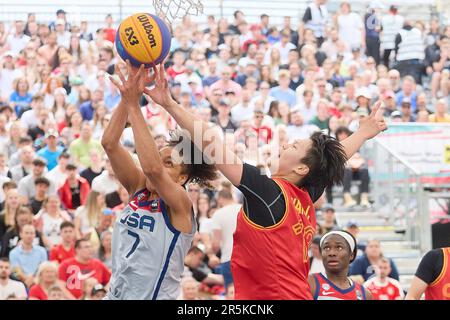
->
[297,89,317,124]
[0,52,24,101]
[211,189,240,289]
[6,20,31,56]
[91,157,119,195]
[46,152,69,189]
[55,19,70,49]
[231,88,254,125]
[0,258,27,300]
[20,94,46,130]
[286,108,320,141]
[271,31,297,65]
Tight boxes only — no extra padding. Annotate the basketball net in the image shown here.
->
[152,0,204,24]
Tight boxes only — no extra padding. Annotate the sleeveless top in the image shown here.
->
[106,188,195,300]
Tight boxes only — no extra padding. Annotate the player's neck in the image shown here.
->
[326,272,351,289]
[0,277,8,285]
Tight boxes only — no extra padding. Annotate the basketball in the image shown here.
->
[115,13,171,67]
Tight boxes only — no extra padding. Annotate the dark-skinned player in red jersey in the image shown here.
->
[142,63,387,300]
[309,231,372,300]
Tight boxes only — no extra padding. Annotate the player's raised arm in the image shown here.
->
[339,101,387,159]
[102,63,145,195]
[144,64,244,186]
[118,62,192,231]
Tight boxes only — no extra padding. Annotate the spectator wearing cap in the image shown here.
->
[69,122,103,169]
[318,205,339,236]
[346,220,366,256]
[394,20,425,85]
[209,66,242,99]
[9,224,47,288]
[18,157,55,204]
[269,70,297,108]
[355,87,372,113]
[211,98,237,133]
[309,236,326,275]
[54,18,71,49]
[58,162,90,212]
[28,177,50,215]
[382,90,397,116]
[399,98,416,122]
[49,9,71,32]
[37,129,64,171]
[6,20,31,56]
[91,283,107,300]
[381,5,404,67]
[286,108,319,141]
[9,77,32,117]
[429,98,450,123]
[390,110,403,123]
[46,152,69,190]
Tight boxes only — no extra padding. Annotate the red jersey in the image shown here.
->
[252,126,273,144]
[425,247,450,300]
[167,66,186,79]
[231,178,316,300]
[59,258,111,299]
[313,273,367,300]
[364,277,404,300]
[49,244,75,264]
[103,28,116,43]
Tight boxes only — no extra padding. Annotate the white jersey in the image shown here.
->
[106,188,195,300]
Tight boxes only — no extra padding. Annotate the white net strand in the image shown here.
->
[152,0,204,23]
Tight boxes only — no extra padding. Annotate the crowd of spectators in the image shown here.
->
[0,0,449,300]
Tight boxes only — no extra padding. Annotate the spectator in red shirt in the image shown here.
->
[29,261,76,300]
[59,239,111,299]
[364,257,404,300]
[49,221,76,264]
[102,14,116,43]
[58,163,90,214]
[167,50,186,80]
[252,109,273,145]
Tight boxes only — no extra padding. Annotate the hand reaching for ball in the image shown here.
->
[109,60,156,106]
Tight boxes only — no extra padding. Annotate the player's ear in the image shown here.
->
[293,164,309,176]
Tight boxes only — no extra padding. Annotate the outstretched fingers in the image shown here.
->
[369,100,382,118]
[109,74,123,91]
[114,64,126,86]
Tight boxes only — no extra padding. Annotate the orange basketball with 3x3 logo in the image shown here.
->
[115,13,172,67]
